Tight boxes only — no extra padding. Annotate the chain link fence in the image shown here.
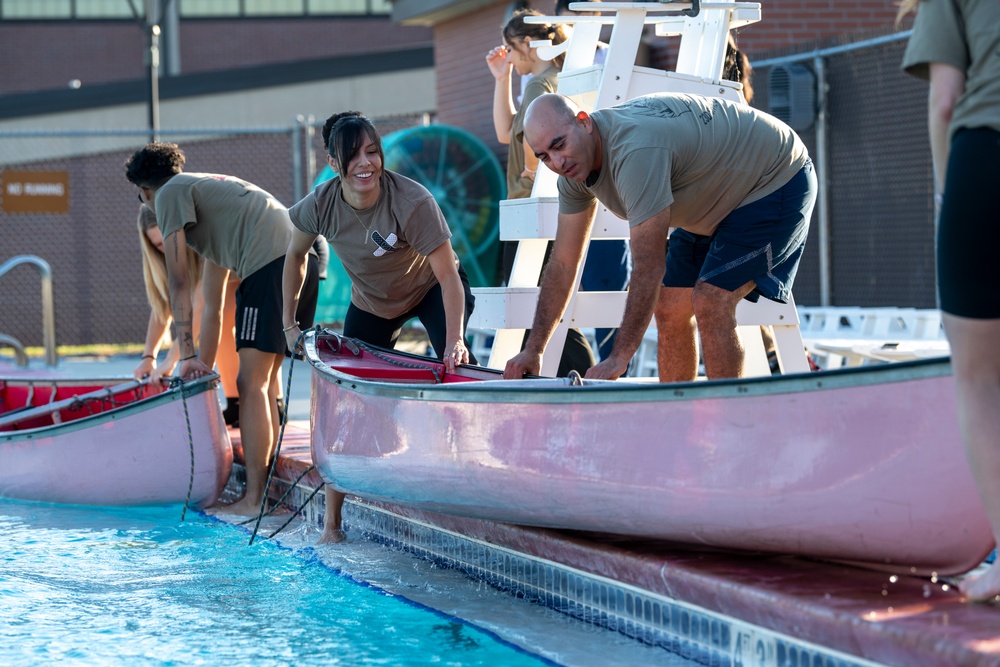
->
[754,33,936,310]
[0,113,428,348]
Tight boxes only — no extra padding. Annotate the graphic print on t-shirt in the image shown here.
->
[371,231,398,257]
[623,95,723,126]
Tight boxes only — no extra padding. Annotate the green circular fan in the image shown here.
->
[382,125,504,287]
[312,124,505,324]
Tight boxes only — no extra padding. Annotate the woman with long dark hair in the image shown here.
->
[282,111,478,542]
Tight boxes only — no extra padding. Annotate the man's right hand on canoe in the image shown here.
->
[503,350,542,380]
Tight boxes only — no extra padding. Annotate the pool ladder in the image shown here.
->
[0,255,58,367]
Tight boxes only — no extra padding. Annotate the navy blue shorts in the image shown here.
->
[938,127,1000,319]
[236,254,319,355]
[663,160,817,303]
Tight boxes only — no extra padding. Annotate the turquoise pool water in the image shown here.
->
[0,500,554,667]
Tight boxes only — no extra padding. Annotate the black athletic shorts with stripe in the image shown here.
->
[235,254,319,355]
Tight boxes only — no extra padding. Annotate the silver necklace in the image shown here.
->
[343,190,381,244]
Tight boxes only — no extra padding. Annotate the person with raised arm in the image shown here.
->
[486,8,596,375]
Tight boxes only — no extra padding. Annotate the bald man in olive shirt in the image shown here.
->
[504,92,816,382]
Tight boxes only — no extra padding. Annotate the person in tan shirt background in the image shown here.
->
[486,8,597,377]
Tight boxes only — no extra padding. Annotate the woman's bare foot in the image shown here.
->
[960,560,1000,603]
[317,527,346,545]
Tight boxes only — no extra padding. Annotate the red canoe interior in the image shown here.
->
[0,380,166,432]
[317,339,496,385]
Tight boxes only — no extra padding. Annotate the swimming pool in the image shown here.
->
[0,499,681,666]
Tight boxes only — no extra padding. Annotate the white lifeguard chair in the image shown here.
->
[468,1,811,379]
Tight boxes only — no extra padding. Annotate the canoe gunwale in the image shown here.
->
[303,331,951,404]
[0,375,220,442]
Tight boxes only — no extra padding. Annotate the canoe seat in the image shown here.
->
[0,379,150,430]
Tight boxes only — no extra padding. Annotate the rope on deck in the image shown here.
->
[248,326,316,546]
[237,464,317,527]
[245,327,442,543]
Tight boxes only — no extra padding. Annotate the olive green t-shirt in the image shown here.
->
[901,0,1000,142]
[558,93,809,236]
[508,67,560,200]
[288,170,453,319]
[154,172,293,280]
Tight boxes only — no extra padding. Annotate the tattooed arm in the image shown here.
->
[163,227,213,380]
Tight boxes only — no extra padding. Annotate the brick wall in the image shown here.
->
[0,18,432,95]
[178,18,432,73]
[0,24,144,93]
[738,0,909,55]
[434,3,512,164]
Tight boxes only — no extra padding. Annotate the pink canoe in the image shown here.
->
[305,331,993,576]
[0,374,232,507]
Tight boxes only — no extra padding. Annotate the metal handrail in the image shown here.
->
[0,333,29,367]
[0,255,58,367]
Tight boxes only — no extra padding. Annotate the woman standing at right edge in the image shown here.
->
[901,0,1000,602]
